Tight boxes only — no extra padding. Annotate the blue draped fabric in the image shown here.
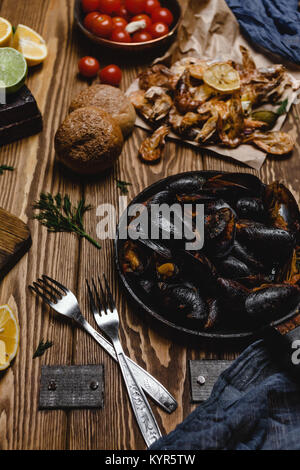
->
[225,0,300,64]
[150,340,300,450]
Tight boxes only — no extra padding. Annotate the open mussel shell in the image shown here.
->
[204,207,236,258]
[202,173,264,200]
[264,182,300,240]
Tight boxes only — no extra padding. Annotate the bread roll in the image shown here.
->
[69,84,136,137]
[55,106,123,175]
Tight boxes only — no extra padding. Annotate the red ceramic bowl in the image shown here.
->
[74,0,182,53]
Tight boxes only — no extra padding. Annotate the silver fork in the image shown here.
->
[86,275,162,447]
[29,275,177,415]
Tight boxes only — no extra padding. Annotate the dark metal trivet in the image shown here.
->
[39,365,104,409]
[189,360,233,402]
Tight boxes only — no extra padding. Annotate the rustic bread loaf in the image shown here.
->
[55,106,123,175]
[69,84,136,137]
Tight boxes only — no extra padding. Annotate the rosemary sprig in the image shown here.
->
[32,193,101,249]
[33,339,53,358]
[276,98,288,116]
[116,179,132,195]
[0,165,14,175]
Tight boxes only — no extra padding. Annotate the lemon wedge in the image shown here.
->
[203,62,240,93]
[0,17,12,47]
[12,24,47,67]
[0,305,20,371]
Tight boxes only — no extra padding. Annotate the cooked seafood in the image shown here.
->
[130,46,297,158]
[139,125,170,163]
[120,172,300,332]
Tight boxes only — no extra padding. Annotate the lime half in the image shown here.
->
[0,47,27,96]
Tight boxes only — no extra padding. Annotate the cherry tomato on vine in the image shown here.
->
[132,14,152,31]
[125,0,146,15]
[99,64,122,86]
[151,7,173,26]
[144,0,160,14]
[112,16,128,29]
[98,0,121,15]
[81,0,101,13]
[111,27,132,42]
[83,12,100,31]
[132,30,152,42]
[78,56,100,77]
[92,14,113,37]
[149,21,169,38]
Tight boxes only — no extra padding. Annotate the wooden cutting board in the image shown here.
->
[0,207,31,280]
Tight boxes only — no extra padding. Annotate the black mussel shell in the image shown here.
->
[246,283,300,328]
[205,198,236,216]
[177,250,217,288]
[216,255,252,279]
[147,189,176,206]
[204,207,236,258]
[231,240,266,272]
[168,175,205,194]
[202,173,263,199]
[236,197,265,221]
[264,182,300,240]
[204,298,222,330]
[236,274,273,289]
[236,220,295,264]
[159,282,208,324]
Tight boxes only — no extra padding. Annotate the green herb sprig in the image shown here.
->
[0,165,14,175]
[276,98,288,116]
[33,339,53,358]
[33,193,101,249]
[116,179,132,195]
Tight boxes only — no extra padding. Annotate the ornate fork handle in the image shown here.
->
[115,345,162,447]
[81,320,177,414]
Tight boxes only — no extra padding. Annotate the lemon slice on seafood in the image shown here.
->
[203,62,240,93]
[0,305,20,371]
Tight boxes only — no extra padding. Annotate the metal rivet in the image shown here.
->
[90,381,99,390]
[48,380,57,391]
[197,375,206,385]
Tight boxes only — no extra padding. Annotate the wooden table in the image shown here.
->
[0,0,299,451]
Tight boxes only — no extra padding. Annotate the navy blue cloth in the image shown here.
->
[225,0,300,64]
[150,340,300,450]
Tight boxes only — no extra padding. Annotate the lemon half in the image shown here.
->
[0,305,20,371]
[12,24,47,67]
[0,17,12,47]
[203,62,240,93]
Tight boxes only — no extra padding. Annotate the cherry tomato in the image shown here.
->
[111,27,132,42]
[78,56,100,77]
[83,12,100,31]
[132,30,152,42]
[98,0,121,15]
[151,7,173,26]
[119,5,131,21]
[125,0,146,15]
[99,64,122,86]
[149,21,169,38]
[112,16,128,29]
[132,14,152,31]
[144,0,160,14]
[92,14,113,37]
[81,0,101,13]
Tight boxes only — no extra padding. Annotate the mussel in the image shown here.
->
[168,175,205,194]
[216,255,252,279]
[236,197,265,221]
[246,283,300,327]
[217,277,250,314]
[264,182,300,240]
[159,282,208,324]
[204,298,222,330]
[204,207,236,258]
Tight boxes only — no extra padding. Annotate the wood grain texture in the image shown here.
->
[0,0,299,450]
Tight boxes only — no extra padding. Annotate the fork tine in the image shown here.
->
[97,275,111,312]
[42,275,68,294]
[92,277,107,313]
[103,274,116,311]
[34,280,58,303]
[86,279,97,314]
[39,277,63,299]
[28,284,53,308]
